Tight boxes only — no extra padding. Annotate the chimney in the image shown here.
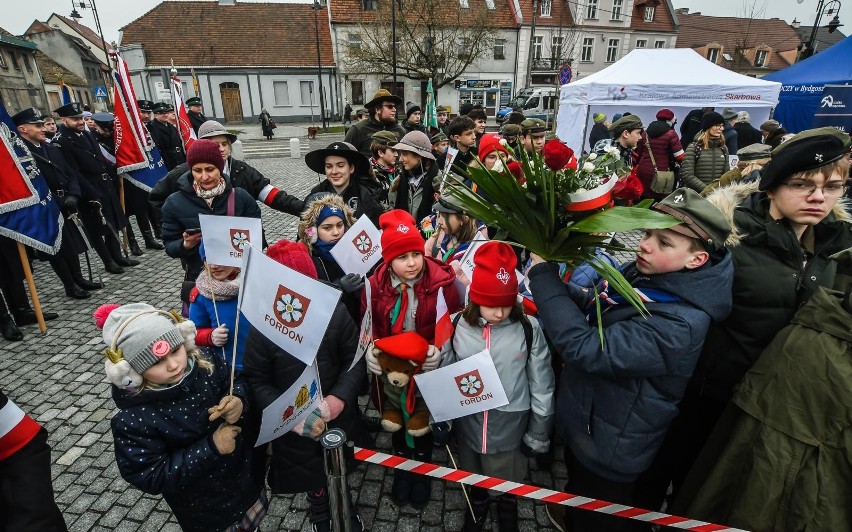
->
[675,8,689,14]
[219,0,236,5]
[791,18,801,29]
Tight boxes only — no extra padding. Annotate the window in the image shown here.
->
[606,38,619,62]
[459,0,469,8]
[755,49,768,67]
[362,0,377,10]
[22,54,32,72]
[10,52,20,70]
[0,52,6,69]
[540,0,552,17]
[644,6,655,22]
[611,0,623,21]
[586,0,598,19]
[533,36,543,60]
[273,81,290,105]
[494,39,506,59]
[350,80,364,105]
[552,36,563,60]
[485,0,495,9]
[458,38,471,58]
[347,33,361,49]
[654,40,665,48]
[706,48,719,63]
[300,80,314,105]
[636,39,647,48]
[581,37,594,62]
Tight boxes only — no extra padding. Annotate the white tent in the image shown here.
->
[557,48,782,152]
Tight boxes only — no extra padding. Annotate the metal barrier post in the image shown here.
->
[321,428,352,532]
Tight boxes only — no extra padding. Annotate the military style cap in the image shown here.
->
[152,102,174,114]
[500,123,522,138]
[92,112,115,126]
[652,188,731,251]
[436,105,448,114]
[430,132,448,144]
[759,127,852,191]
[355,108,368,117]
[608,114,643,132]
[137,99,155,112]
[371,130,399,145]
[736,143,771,161]
[185,97,202,106]
[432,197,462,214]
[54,102,84,118]
[521,118,547,135]
[12,107,45,126]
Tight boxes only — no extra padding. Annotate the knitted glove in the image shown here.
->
[208,395,243,424]
[338,273,365,296]
[210,325,229,347]
[521,431,550,456]
[291,400,332,439]
[365,347,382,376]
[211,424,241,455]
[431,421,452,446]
[421,345,441,372]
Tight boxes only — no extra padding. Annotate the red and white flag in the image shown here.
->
[170,75,197,152]
[434,287,453,349]
[0,134,39,214]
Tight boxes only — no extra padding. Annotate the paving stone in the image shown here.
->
[56,446,86,466]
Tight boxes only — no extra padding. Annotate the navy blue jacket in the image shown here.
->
[528,251,733,482]
[111,353,261,532]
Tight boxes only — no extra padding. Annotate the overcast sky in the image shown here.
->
[3,0,851,43]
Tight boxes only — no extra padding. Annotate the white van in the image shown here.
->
[496,87,558,125]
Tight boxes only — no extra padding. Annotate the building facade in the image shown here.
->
[0,27,48,115]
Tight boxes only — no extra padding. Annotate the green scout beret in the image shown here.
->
[521,118,548,135]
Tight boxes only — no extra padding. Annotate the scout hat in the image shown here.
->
[186,97,202,107]
[12,107,45,126]
[736,143,771,162]
[371,130,399,147]
[759,127,852,191]
[608,114,643,133]
[521,118,548,136]
[305,141,371,176]
[137,99,155,112]
[392,131,436,160]
[651,188,731,251]
[365,89,403,110]
[198,120,237,143]
[54,102,84,118]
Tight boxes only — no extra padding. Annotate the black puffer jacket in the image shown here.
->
[150,159,304,216]
[343,117,407,158]
[242,302,372,493]
[111,354,261,532]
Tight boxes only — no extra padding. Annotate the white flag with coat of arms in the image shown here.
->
[238,245,341,365]
[414,350,509,423]
[199,214,263,267]
[256,362,322,446]
[330,214,382,276]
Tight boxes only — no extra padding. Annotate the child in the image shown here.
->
[526,188,733,532]
[364,209,462,507]
[440,242,554,532]
[369,130,398,208]
[446,116,477,179]
[242,241,371,532]
[391,131,440,224]
[425,198,483,272]
[97,303,265,532]
[189,242,250,372]
[306,141,383,226]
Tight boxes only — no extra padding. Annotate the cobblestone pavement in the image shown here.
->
[0,137,641,531]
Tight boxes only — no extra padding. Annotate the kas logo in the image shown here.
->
[353,230,373,254]
[607,86,628,101]
[821,95,834,108]
[496,267,510,285]
[273,285,311,327]
[455,370,485,398]
[230,229,250,252]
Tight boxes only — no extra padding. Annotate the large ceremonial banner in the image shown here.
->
[199,214,263,267]
[0,132,39,214]
[170,76,197,151]
[415,350,509,423]
[256,363,322,446]
[329,214,382,276]
[239,245,341,365]
[812,85,852,134]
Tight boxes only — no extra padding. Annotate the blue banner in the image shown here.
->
[812,84,852,135]
[123,146,168,192]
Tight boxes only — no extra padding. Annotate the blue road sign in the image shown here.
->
[558,65,572,85]
[93,86,108,99]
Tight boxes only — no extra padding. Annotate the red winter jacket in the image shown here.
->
[635,121,685,199]
[364,256,462,343]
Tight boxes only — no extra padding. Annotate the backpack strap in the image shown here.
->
[227,188,236,216]
[519,314,533,358]
[449,313,463,357]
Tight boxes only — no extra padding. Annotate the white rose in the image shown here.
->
[586,152,598,161]
[583,162,595,173]
[499,139,508,147]
[605,145,620,156]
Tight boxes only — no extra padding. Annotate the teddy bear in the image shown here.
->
[373,332,431,437]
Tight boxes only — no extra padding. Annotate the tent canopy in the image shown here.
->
[557,48,781,152]
[764,35,852,133]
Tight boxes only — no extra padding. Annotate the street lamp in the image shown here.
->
[69,0,109,61]
[312,0,328,131]
[802,0,843,58]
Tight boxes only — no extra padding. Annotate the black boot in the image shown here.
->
[391,448,413,506]
[307,489,331,532]
[106,234,139,267]
[142,230,165,250]
[410,448,433,509]
[497,495,519,532]
[49,255,90,299]
[13,308,59,325]
[126,222,144,256]
[69,256,103,290]
[0,296,22,341]
[463,487,490,532]
[90,235,124,274]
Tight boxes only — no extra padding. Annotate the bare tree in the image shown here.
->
[344,0,500,90]
[729,0,767,74]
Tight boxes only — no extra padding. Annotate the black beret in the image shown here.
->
[701,112,725,131]
[759,127,852,191]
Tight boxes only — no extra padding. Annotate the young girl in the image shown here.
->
[426,198,484,268]
[189,242,250,372]
[392,131,440,224]
[96,303,265,532]
[440,242,554,532]
[306,141,384,225]
[364,209,462,507]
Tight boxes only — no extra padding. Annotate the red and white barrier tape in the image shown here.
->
[354,446,746,532]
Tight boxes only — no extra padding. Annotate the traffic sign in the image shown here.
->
[93,85,108,99]
[558,65,572,85]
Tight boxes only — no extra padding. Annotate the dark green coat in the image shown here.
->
[681,135,729,193]
[676,287,852,531]
[695,182,852,402]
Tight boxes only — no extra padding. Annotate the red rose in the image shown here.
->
[507,161,524,182]
[542,139,575,171]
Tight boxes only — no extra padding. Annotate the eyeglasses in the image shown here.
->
[782,180,848,197]
[382,103,397,109]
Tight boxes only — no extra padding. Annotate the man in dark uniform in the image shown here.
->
[53,101,138,275]
[185,97,207,135]
[137,99,154,124]
[13,107,103,299]
[147,102,186,170]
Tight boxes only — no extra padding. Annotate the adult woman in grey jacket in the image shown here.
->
[681,112,730,193]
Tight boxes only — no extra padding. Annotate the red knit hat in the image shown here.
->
[469,242,518,307]
[374,331,429,365]
[656,108,675,121]
[266,240,318,280]
[186,138,225,173]
[379,209,425,263]
[478,133,508,159]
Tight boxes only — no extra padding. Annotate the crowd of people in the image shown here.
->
[2,90,851,532]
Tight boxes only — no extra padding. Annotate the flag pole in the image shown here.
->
[445,444,476,519]
[203,261,230,367]
[17,243,46,333]
[118,176,131,257]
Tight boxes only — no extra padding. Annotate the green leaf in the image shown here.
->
[570,207,680,233]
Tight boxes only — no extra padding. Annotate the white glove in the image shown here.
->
[211,325,229,347]
[421,345,441,372]
[365,347,382,376]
